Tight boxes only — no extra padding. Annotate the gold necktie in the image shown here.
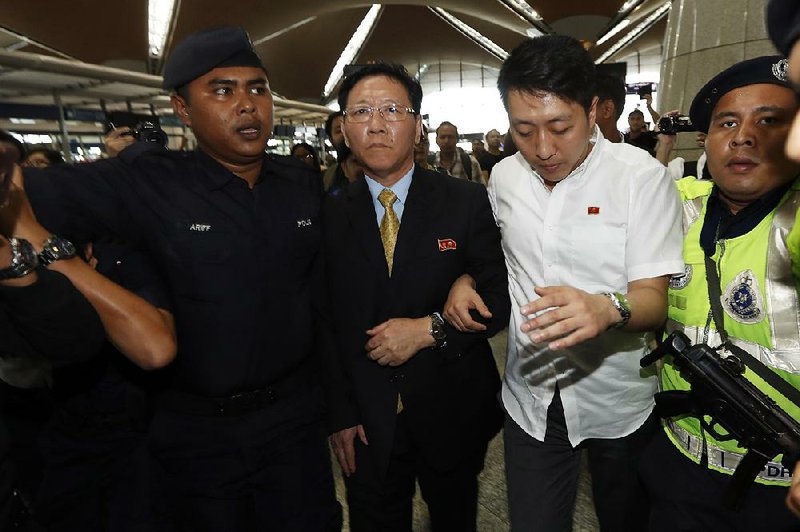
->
[378,189,400,276]
[377,189,404,414]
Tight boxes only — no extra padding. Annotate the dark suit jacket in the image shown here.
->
[321,166,510,477]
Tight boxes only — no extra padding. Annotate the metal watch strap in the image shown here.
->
[0,238,38,280]
[38,235,77,266]
[603,292,631,329]
[429,312,448,349]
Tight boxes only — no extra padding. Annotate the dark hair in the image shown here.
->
[497,35,597,112]
[25,147,65,166]
[324,111,343,138]
[337,63,423,115]
[0,129,26,162]
[628,109,644,118]
[436,121,458,135]
[290,142,321,168]
[595,74,626,120]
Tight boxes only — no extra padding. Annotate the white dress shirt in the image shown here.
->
[488,127,683,445]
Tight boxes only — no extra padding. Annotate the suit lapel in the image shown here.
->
[347,178,390,277]
[392,168,437,276]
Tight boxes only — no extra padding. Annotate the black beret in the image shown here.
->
[767,0,800,57]
[689,55,790,133]
[162,26,266,90]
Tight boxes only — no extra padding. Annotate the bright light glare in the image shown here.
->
[323,4,382,98]
[596,19,631,46]
[431,8,508,60]
[422,87,509,145]
[149,0,177,57]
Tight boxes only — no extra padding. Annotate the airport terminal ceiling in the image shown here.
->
[0,0,669,107]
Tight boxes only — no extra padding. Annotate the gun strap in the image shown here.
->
[704,253,800,408]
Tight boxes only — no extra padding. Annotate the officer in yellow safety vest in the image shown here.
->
[768,0,800,519]
[639,55,800,532]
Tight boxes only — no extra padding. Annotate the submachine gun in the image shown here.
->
[641,331,800,508]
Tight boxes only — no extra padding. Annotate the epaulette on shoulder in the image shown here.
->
[675,175,713,201]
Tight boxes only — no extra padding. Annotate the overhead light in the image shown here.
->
[323,4,383,98]
[254,17,317,45]
[595,1,671,64]
[415,63,430,81]
[430,7,508,60]
[148,0,178,57]
[496,0,552,34]
[526,27,544,38]
[596,19,631,46]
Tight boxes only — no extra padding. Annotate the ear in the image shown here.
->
[597,99,611,120]
[171,94,191,127]
[587,96,599,130]
[415,115,423,144]
[341,117,351,148]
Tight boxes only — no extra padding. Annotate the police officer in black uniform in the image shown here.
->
[16,27,341,531]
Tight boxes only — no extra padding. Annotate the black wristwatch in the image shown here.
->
[429,312,448,349]
[0,238,39,280]
[38,235,77,266]
[603,292,632,329]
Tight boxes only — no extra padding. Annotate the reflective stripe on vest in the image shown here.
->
[665,321,800,375]
[671,187,800,374]
[767,190,800,353]
[664,420,793,485]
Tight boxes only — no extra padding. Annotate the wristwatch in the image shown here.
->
[603,292,632,329]
[38,235,77,266]
[429,312,448,349]
[0,238,39,280]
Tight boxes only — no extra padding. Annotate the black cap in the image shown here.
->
[689,55,790,133]
[162,26,266,90]
[767,0,800,56]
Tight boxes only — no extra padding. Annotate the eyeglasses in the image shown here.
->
[343,104,416,123]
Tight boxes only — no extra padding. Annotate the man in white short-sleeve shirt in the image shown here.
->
[445,35,683,532]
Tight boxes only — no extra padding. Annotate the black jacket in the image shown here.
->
[321,166,509,475]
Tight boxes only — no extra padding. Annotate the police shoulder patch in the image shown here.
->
[722,269,765,324]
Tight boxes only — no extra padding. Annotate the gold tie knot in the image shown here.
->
[377,189,400,276]
[378,189,397,209]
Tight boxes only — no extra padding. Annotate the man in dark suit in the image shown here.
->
[322,63,510,531]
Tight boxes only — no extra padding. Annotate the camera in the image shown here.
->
[658,115,695,135]
[105,111,169,148]
[131,121,169,147]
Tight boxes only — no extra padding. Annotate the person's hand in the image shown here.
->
[644,93,654,107]
[444,273,491,332]
[104,127,136,158]
[364,317,433,366]
[0,234,11,269]
[787,462,800,517]
[695,132,706,148]
[0,167,49,248]
[329,424,368,477]
[519,286,618,350]
[0,142,19,206]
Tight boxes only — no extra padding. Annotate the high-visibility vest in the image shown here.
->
[661,176,800,486]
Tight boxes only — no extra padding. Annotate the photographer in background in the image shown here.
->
[655,111,710,180]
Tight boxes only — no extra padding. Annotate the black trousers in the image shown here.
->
[148,390,341,532]
[344,411,488,532]
[640,429,800,532]
[35,419,156,532]
[504,389,658,532]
